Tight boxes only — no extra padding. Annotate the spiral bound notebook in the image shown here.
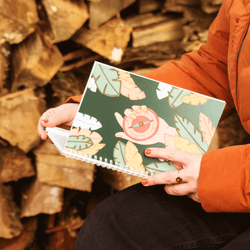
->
[46,61,226,177]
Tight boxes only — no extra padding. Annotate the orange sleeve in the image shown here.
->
[64,95,82,104]
[145,0,249,212]
[198,145,250,212]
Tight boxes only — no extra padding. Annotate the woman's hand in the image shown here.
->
[38,103,79,141]
[141,148,203,203]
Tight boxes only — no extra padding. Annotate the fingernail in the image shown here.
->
[145,149,151,155]
[141,179,148,185]
[42,119,49,123]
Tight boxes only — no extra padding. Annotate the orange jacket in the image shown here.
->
[66,0,250,212]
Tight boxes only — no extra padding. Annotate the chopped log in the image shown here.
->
[0,45,4,88]
[73,17,132,63]
[138,0,164,14]
[0,88,43,153]
[88,0,136,29]
[59,47,101,72]
[100,168,142,191]
[132,19,184,48]
[0,0,39,44]
[0,43,10,96]
[119,41,181,65]
[211,0,224,4]
[201,0,222,14]
[62,49,91,63]
[20,177,64,218]
[172,0,200,5]
[0,183,22,239]
[0,218,38,250]
[60,54,101,72]
[0,146,35,183]
[42,0,89,43]
[164,0,200,16]
[34,142,95,192]
[0,87,8,97]
[11,30,64,92]
[125,13,171,28]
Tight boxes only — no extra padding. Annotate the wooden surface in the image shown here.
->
[0,88,42,152]
[73,17,132,63]
[42,0,89,43]
[35,142,95,192]
[0,0,39,44]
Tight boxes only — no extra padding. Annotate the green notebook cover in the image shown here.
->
[64,61,226,176]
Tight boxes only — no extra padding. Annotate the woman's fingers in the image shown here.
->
[142,169,198,196]
[187,193,200,203]
[38,103,79,141]
[164,183,196,196]
[145,147,194,165]
[142,147,203,199]
[38,120,48,140]
[143,169,187,186]
[38,114,52,140]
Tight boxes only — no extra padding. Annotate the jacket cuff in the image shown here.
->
[198,144,250,212]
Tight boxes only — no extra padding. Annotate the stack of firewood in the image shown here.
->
[2,0,250,249]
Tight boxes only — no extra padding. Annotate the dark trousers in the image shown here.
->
[74,183,250,250]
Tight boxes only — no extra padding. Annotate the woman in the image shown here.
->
[38,0,250,249]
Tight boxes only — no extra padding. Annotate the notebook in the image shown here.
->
[46,61,226,178]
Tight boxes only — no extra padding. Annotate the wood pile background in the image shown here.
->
[1,0,250,249]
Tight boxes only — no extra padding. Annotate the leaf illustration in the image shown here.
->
[120,78,146,100]
[181,94,210,105]
[168,88,191,108]
[92,64,121,97]
[73,113,102,130]
[145,162,177,175]
[174,134,202,154]
[87,76,97,92]
[199,112,215,145]
[113,140,126,167]
[81,143,106,156]
[156,82,173,100]
[65,135,93,151]
[68,128,103,145]
[174,113,208,154]
[69,128,91,137]
[89,131,103,145]
[117,70,136,85]
[125,141,144,172]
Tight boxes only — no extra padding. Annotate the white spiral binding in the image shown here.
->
[65,149,148,178]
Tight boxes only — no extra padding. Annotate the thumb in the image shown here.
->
[42,113,67,128]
